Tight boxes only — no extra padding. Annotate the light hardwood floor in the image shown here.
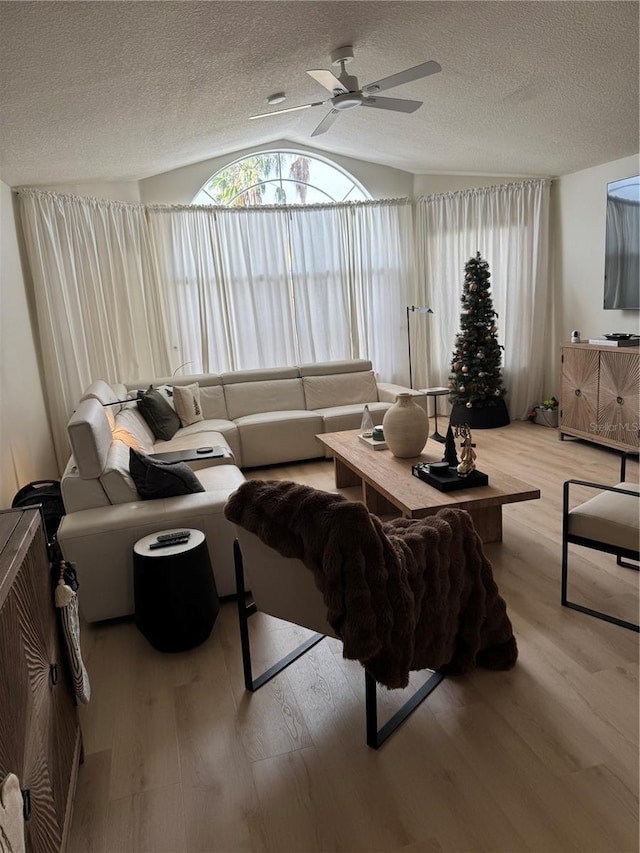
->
[68,421,639,853]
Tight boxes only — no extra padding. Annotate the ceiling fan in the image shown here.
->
[249,45,441,137]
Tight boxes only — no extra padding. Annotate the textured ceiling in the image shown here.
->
[0,1,638,187]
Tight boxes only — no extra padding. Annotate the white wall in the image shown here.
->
[32,182,141,202]
[551,153,640,386]
[413,174,524,196]
[140,138,414,203]
[0,180,58,508]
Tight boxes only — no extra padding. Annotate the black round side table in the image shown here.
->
[133,528,219,652]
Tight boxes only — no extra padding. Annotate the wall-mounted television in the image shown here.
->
[604,174,640,310]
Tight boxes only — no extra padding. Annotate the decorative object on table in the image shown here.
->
[532,396,559,428]
[358,433,388,450]
[360,403,374,437]
[448,252,510,428]
[412,462,488,492]
[442,424,460,468]
[372,425,385,441]
[571,330,581,343]
[406,305,433,388]
[455,424,477,476]
[382,392,429,457]
[587,335,640,347]
[54,559,91,704]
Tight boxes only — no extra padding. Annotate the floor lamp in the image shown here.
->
[406,305,433,389]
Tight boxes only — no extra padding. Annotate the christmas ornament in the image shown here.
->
[459,385,465,392]
[466,401,473,408]
[461,365,468,373]
[469,283,477,292]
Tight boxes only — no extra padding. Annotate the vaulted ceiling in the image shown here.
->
[0,1,638,187]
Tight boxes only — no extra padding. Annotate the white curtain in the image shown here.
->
[18,190,173,468]
[17,185,549,471]
[147,199,414,379]
[148,205,297,373]
[415,180,550,418]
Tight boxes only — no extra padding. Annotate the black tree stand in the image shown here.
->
[449,398,510,429]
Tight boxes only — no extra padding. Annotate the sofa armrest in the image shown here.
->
[57,475,245,621]
[376,383,428,415]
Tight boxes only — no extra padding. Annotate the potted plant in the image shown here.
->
[534,396,559,428]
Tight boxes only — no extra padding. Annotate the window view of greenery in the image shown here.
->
[192,152,368,206]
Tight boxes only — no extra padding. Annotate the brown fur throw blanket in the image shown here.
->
[224,480,517,689]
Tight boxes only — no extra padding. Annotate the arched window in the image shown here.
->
[192,151,369,206]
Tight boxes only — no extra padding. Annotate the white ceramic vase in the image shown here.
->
[382,393,429,457]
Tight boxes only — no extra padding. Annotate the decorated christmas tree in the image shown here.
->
[448,252,510,428]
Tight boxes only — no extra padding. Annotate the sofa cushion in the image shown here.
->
[298,359,373,377]
[195,385,228,419]
[172,383,204,427]
[80,379,122,408]
[129,449,205,499]
[112,407,156,452]
[302,370,378,410]
[317,401,390,435]
[100,441,139,504]
[136,388,181,440]
[224,378,306,420]
[67,399,113,479]
[234,410,323,468]
[568,481,640,551]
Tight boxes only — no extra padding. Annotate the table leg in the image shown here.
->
[334,457,361,488]
[363,482,400,516]
[467,506,503,543]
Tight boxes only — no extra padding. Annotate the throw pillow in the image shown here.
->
[172,383,204,427]
[136,387,181,441]
[129,448,205,499]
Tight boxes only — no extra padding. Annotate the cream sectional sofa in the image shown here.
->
[57,360,425,622]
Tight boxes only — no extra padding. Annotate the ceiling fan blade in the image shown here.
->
[249,100,326,120]
[362,60,441,95]
[360,96,423,113]
[310,109,341,137]
[307,69,349,94]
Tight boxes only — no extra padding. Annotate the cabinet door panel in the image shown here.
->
[0,592,29,779]
[598,351,640,449]
[561,348,599,434]
[15,526,79,839]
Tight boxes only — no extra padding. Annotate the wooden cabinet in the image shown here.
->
[0,509,81,852]
[559,343,640,452]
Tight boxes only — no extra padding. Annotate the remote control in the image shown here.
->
[149,537,189,550]
[157,530,191,542]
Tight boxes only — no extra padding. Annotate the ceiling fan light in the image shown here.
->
[331,92,363,110]
[267,92,286,106]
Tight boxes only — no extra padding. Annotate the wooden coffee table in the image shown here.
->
[316,430,540,543]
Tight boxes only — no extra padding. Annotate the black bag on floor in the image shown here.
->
[11,480,65,541]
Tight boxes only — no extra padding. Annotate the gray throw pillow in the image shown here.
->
[136,387,181,441]
[129,448,205,499]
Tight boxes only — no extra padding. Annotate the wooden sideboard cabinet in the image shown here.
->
[0,508,82,852]
[559,343,640,452]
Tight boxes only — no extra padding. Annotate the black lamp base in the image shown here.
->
[449,399,510,430]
